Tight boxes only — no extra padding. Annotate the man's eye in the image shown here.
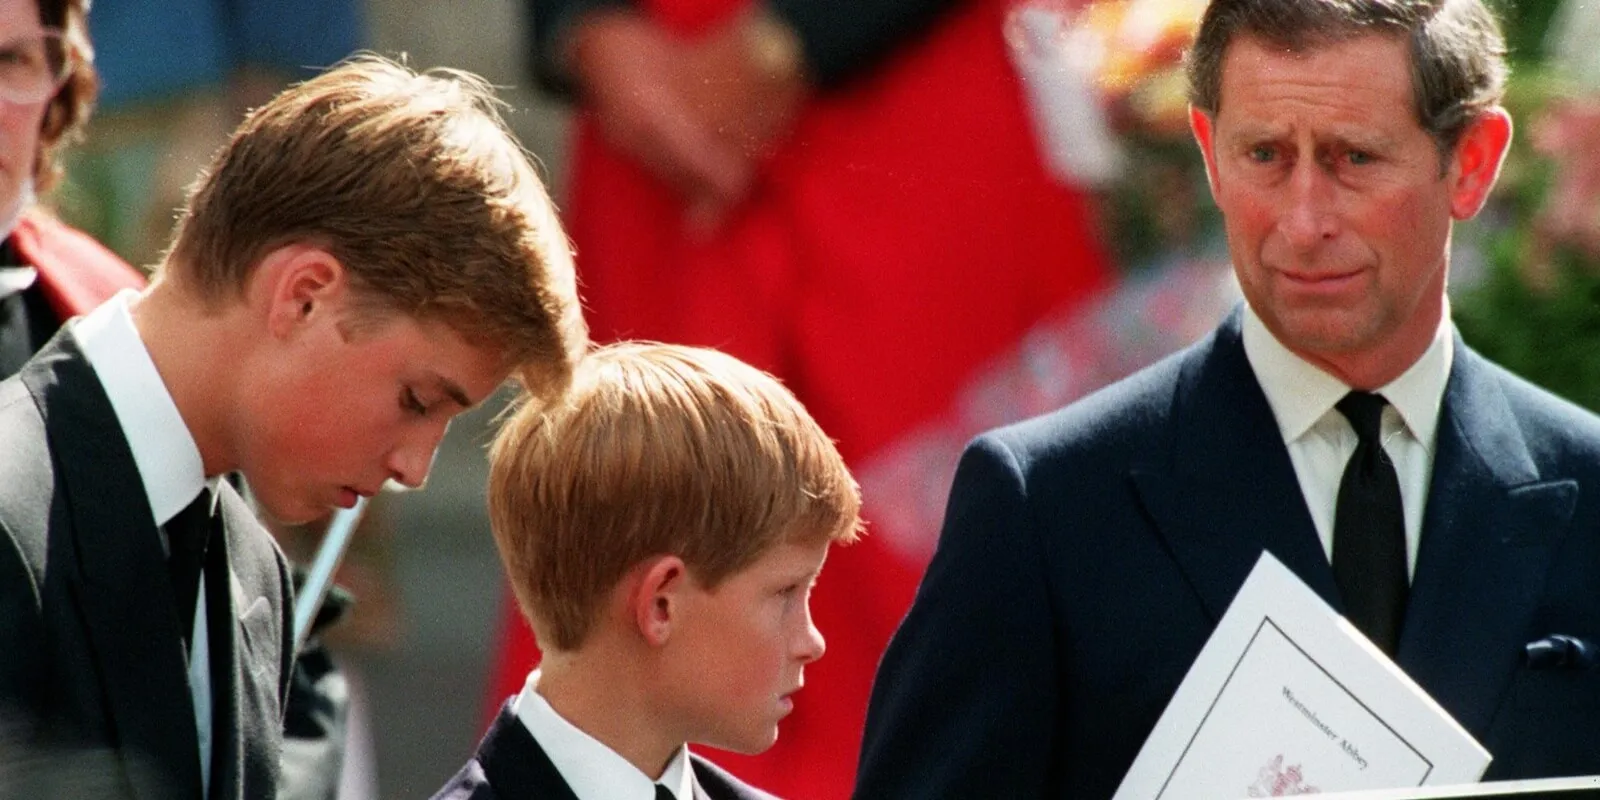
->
[1248,146,1275,163]
[1347,150,1373,165]
[402,388,427,416]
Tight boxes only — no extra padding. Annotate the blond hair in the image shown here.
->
[162,54,586,396]
[489,342,863,652]
[37,0,95,192]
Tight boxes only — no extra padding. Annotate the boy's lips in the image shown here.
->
[336,485,379,508]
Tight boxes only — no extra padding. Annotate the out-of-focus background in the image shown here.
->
[46,0,1600,797]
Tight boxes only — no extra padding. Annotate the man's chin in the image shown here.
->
[1267,308,1378,356]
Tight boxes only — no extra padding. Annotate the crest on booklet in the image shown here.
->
[1247,755,1321,797]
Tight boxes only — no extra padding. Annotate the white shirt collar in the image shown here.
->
[1241,302,1453,449]
[513,671,695,800]
[71,289,208,525]
[0,265,35,300]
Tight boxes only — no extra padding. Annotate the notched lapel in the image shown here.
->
[24,336,202,800]
[477,707,582,800]
[1132,315,1337,623]
[216,486,286,800]
[1401,345,1577,735]
[1501,480,1577,547]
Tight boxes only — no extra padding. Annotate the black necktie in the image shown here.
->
[165,488,214,653]
[1331,392,1408,656]
[654,785,677,800]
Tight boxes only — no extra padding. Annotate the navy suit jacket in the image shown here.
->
[432,705,780,800]
[855,310,1600,798]
[0,332,296,800]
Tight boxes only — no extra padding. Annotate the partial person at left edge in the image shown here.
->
[0,48,590,800]
[0,0,141,381]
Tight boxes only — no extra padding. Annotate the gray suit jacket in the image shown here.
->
[0,331,295,800]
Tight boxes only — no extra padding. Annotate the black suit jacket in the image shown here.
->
[432,705,780,800]
[855,309,1600,798]
[0,332,296,800]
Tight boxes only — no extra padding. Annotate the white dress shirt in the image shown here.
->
[1241,303,1454,580]
[513,671,695,800]
[73,288,218,794]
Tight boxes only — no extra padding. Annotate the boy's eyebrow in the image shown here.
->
[431,374,472,407]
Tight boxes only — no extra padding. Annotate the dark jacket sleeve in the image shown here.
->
[855,435,1062,798]
[526,0,965,98]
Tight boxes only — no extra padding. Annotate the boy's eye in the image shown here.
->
[401,388,428,416]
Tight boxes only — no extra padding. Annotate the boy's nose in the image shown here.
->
[386,428,447,489]
[795,615,826,663]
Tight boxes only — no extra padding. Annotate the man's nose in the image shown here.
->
[1279,160,1340,250]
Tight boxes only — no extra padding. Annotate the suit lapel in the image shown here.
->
[1131,311,1341,622]
[478,706,582,799]
[212,484,290,800]
[1398,343,1576,734]
[22,335,202,800]
[688,753,772,800]
[204,495,239,800]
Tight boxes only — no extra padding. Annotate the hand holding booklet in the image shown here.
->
[1114,551,1490,799]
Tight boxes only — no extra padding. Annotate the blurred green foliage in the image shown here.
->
[1454,53,1600,411]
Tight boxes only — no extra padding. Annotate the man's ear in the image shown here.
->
[631,555,689,647]
[1448,106,1513,221]
[1189,105,1222,199]
[254,244,349,339]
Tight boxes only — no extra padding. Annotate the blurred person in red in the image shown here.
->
[0,0,142,381]
[488,1,1114,796]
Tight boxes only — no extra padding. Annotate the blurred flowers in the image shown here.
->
[1006,0,1214,270]
[1454,55,1600,411]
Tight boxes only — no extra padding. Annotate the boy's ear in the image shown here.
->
[254,243,350,339]
[631,555,689,647]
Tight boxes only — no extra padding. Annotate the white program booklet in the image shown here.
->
[1113,551,1490,799]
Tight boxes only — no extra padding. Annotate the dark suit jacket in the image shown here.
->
[855,309,1600,799]
[0,332,296,800]
[433,705,781,800]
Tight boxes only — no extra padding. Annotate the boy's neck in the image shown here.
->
[130,278,241,477]
[536,650,686,782]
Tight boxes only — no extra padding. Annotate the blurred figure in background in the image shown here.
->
[489,0,1114,796]
[0,0,142,381]
[63,0,364,267]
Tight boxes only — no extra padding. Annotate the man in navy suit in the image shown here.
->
[855,0,1600,797]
